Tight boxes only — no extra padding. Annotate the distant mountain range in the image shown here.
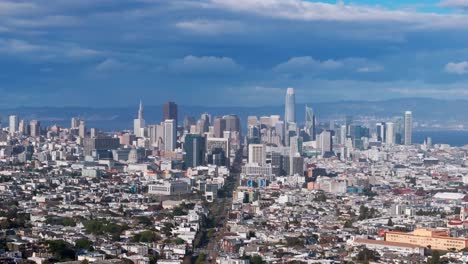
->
[0,97,466,130]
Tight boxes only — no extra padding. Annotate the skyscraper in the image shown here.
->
[305,105,316,140]
[29,120,40,137]
[284,87,296,123]
[340,125,347,145]
[9,115,18,135]
[184,134,205,169]
[248,144,266,165]
[164,119,176,152]
[71,117,80,129]
[133,100,145,138]
[18,120,28,136]
[404,111,412,145]
[163,101,178,128]
[376,122,386,142]
[319,130,333,155]
[385,122,395,145]
[79,120,86,138]
[223,115,241,134]
[213,117,226,138]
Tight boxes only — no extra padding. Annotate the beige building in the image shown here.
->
[385,228,468,251]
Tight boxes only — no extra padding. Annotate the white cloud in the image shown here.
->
[7,15,81,28]
[67,46,100,58]
[175,19,244,35]
[445,61,468,74]
[273,56,343,72]
[0,38,43,53]
[206,0,468,29]
[95,58,126,71]
[356,65,384,73]
[391,87,468,96]
[0,1,38,15]
[168,55,241,73]
[439,0,468,8]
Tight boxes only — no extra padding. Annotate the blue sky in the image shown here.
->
[1,0,468,107]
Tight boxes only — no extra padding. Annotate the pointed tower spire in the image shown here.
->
[138,100,143,120]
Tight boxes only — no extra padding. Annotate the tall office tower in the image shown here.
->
[385,122,395,145]
[9,115,18,135]
[184,134,205,169]
[319,130,333,155]
[224,115,241,134]
[133,100,145,138]
[71,117,80,129]
[79,120,86,138]
[247,116,259,127]
[183,116,196,131]
[90,128,97,138]
[289,136,300,176]
[339,125,347,145]
[376,122,386,142]
[345,115,353,136]
[29,120,40,137]
[248,144,266,165]
[275,121,285,143]
[394,117,404,145]
[213,117,226,138]
[147,124,163,146]
[284,87,296,123]
[197,113,210,134]
[404,111,413,145]
[163,101,178,128]
[163,119,176,152]
[305,105,316,141]
[18,120,28,135]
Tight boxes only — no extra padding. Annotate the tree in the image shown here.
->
[133,231,161,243]
[249,256,266,264]
[427,250,441,264]
[344,220,354,228]
[75,239,93,251]
[387,218,394,227]
[46,240,76,261]
[195,253,205,264]
[356,248,379,263]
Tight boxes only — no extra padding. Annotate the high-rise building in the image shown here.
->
[319,130,333,155]
[163,101,178,128]
[164,119,176,152]
[213,117,226,138]
[340,125,347,145]
[90,128,97,138]
[183,116,196,131]
[29,120,40,137]
[9,115,18,135]
[284,87,296,123]
[247,116,259,127]
[223,115,241,134]
[404,111,412,145]
[385,122,395,145]
[84,136,120,156]
[345,115,353,136]
[305,105,316,141]
[248,144,266,165]
[184,134,205,169]
[18,120,28,135]
[71,117,80,129]
[79,120,86,138]
[376,122,386,142]
[133,100,145,138]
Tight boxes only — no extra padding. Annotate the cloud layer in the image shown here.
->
[0,0,468,107]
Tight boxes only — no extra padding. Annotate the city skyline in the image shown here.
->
[1,0,468,106]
